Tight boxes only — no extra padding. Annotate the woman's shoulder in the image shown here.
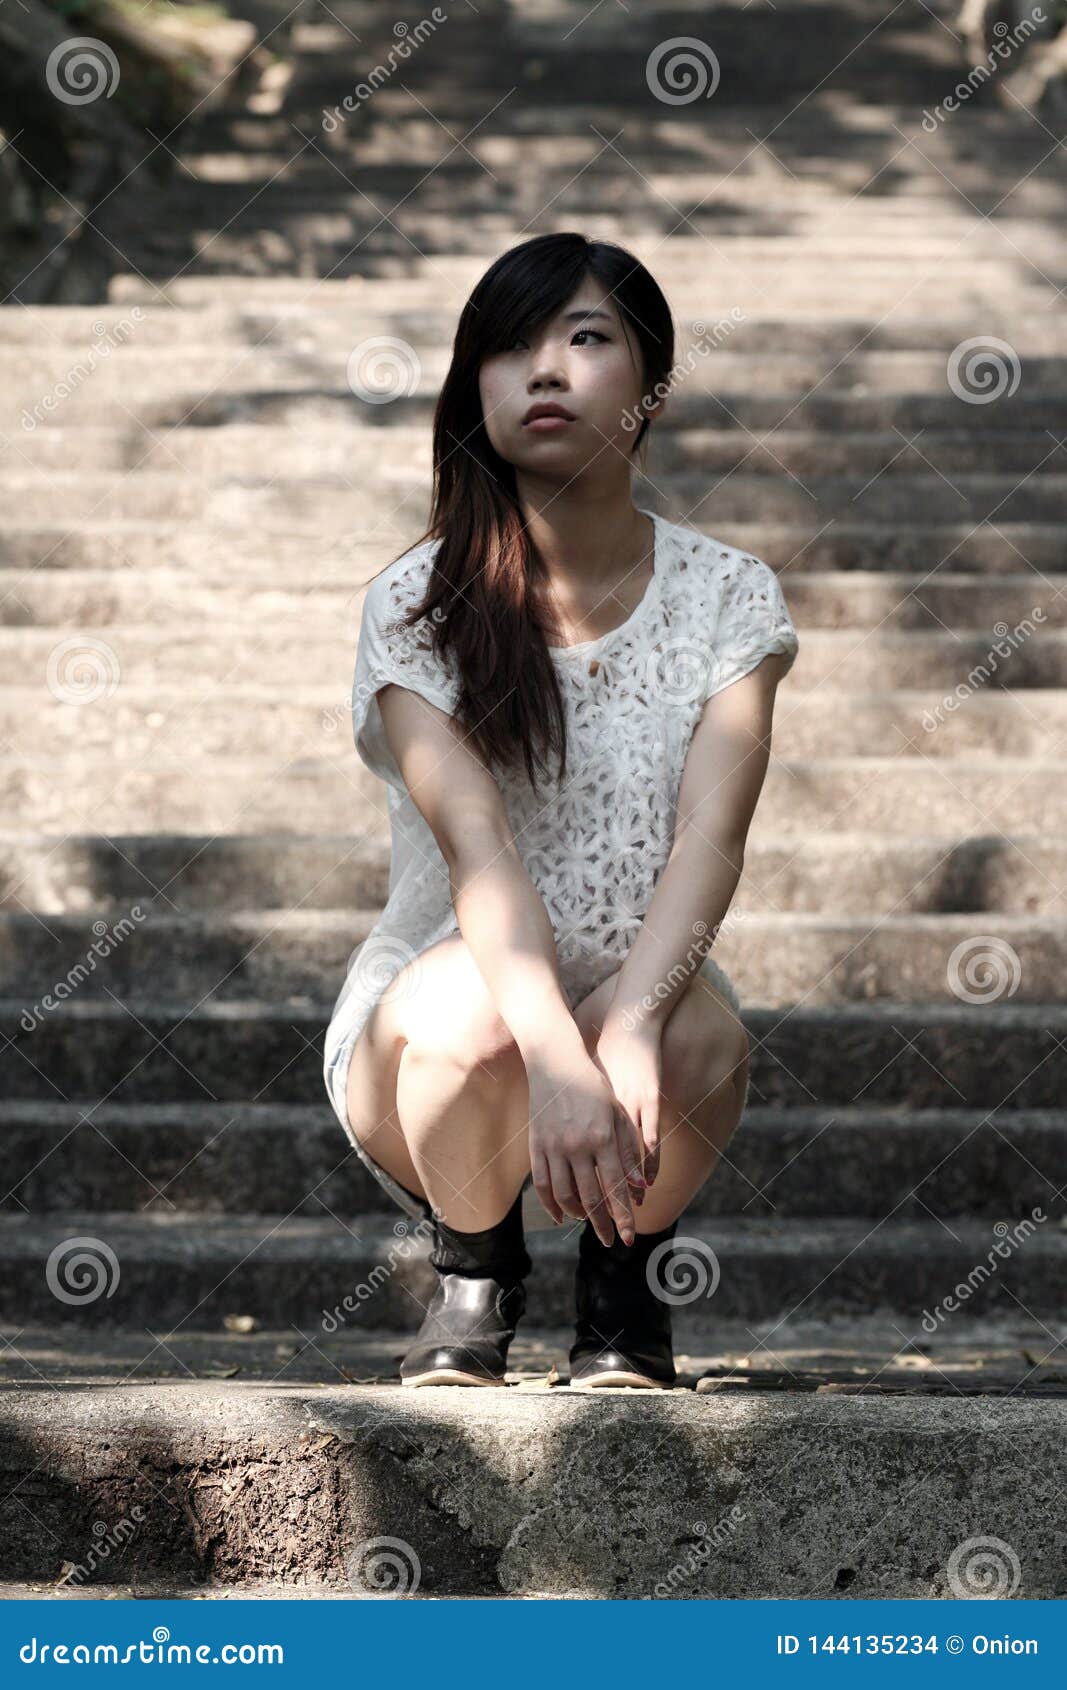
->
[657,515,790,615]
[363,534,443,623]
[658,513,771,584]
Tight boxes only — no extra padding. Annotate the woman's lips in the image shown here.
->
[524,415,575,432]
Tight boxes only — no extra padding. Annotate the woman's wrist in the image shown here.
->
[599,998,666,1043]
[516,1011,590,1070]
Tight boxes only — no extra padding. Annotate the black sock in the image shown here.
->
[579,1214,678,1262]
[430,1185,531,1282]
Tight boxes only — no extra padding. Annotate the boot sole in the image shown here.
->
[401,1367,508,1387]
[568,1369,673,1390]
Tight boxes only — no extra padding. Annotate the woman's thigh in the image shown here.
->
[571,965,750,1152]
[345,935,747,1193]
[344,931,526,1191]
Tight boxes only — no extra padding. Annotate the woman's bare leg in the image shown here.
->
[344,933,533,1231]
[345,934,748,1236]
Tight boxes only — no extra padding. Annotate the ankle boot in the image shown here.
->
[399,1268,527,1386]
[400,1190,531,1387]
[569,1218,678,1389]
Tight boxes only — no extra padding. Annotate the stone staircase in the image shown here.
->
[1,0,1065,1598]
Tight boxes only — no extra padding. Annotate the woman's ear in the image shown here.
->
[643,392,668,429]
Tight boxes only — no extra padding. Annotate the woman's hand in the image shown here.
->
[592,1017,663,1189]
[527,1042,647,1245]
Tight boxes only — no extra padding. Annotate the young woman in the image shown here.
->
[323,231,799,1391]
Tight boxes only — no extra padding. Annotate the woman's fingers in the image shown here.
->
[530,1147,564,1224]
[571,1157,615,1246]
[613,1105,646,1202]
[547,1154,586,1221]
[592,1140,636,1245]
[640,1097,661,1185]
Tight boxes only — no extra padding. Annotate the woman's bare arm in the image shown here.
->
[586,651,791,1181]
[374,682,644,1241]
[603,651,791,1037]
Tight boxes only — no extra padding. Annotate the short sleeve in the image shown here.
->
[350,558,460,791]
[702,552,799,702]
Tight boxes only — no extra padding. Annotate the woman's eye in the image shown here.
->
[504,328,608,351]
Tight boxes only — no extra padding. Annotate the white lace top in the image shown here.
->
[323,508,799,1131]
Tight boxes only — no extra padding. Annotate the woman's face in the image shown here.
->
[477,276,661,479]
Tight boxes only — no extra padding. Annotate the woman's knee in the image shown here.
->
[661,983,749,1110]
[400,1000,525,1097]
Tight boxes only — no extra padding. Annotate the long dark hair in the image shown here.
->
[384,231,675,794]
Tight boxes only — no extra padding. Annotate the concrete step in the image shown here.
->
[4,829,1066,917]
[5,908,1067,1007]
[3,472,1063,528]
[6,347,1064,400]
[9,623,1067,690]
[58,199,1067,274]
[3,997,1065,1112]
[3,569,1064,633]
[0,1211,1063,1330]
[5,1311,1060,1391]
[1,1358,1062,1596]
[10,382,1065,433]
[6,754,1067,837]
[2,520,1062,575]
[3,1100,1063,1222]
[13,685,1067,764]
[8,426,1066,481]
[0,1579,401,1600]
[7,306,1067,355]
